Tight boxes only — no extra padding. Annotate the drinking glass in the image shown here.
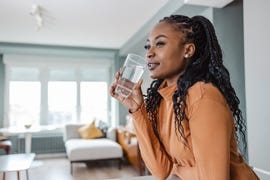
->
[115,53,146,98]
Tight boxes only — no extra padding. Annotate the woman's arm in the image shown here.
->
[110,70,172,179]
[132,103,173,180]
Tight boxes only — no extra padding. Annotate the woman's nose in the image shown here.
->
[146,48,155,59]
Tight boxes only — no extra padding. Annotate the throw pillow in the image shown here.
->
[0,135,8,141]
[78,121,103,139]
[97,120,108,137]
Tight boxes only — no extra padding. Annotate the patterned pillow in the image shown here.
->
[97,120,108,137]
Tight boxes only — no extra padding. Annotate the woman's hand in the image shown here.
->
[110,69,144,113]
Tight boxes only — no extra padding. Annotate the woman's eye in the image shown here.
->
[144,41,165,50]
[144,44,150,50]
[156,41,165,47]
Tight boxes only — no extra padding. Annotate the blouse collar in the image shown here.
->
[158,81,177,101]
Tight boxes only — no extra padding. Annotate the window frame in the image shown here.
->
[3,54,113,128]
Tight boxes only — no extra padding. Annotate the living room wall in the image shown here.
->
[0,55,4,128]
[244,0,270,178]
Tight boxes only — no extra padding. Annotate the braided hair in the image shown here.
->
[145,15,247,155]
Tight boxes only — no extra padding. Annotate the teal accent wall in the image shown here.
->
[214,0,245,119]
[213,0,247,158]
[0,42,117,59]
[0,54,4,128]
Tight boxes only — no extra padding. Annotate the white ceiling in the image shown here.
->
[0,0,233,49]
[0,0,169,49]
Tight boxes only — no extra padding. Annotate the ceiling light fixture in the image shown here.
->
[30,4,43,31]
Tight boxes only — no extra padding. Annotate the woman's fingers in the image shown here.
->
[135,79,143,89]
[110,71,119,96]
[110,69,123,99]
[114,71,120,83]
[110,68,143,111]
[109,85,116,96]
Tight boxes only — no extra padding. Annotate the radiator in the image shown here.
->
[16,134,66,154]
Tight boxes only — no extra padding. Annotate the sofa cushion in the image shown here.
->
[63,124,83,141]
[65,138,123,161]
[78,121,103,139]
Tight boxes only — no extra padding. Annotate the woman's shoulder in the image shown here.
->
[186,81,227,106]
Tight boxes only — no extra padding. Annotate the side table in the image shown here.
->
[0,153,35,180]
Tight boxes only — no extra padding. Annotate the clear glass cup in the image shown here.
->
[115,53,146,98]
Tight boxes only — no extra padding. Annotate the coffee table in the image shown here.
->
[0,153,35,180]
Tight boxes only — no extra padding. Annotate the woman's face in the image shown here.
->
[145,21,191,84]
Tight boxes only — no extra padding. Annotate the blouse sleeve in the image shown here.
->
[188,95,233,180]
[132,103,173,180]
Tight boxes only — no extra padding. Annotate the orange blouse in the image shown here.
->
[132,82,259,180]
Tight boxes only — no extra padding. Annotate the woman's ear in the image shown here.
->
[184,43,195,58]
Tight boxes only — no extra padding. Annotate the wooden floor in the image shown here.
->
[1,157,140,180]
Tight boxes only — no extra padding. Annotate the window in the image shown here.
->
[48,81,77,125]
[9,81,40,127]
[4,54,113,128]
[80,82,108,123]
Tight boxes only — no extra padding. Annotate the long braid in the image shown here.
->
[145,79,173,159]
[191,16,246,154]
[145,15,247,155]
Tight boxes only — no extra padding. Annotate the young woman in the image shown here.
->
[110,15,259,180]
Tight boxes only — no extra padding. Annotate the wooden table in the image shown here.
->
[0,153,35,180]
[117,127,149,175]
[107,174,181,180]
[107,176,156,180]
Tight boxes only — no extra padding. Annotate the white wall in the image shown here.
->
[244,0,270,178]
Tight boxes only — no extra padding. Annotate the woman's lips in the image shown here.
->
[147,63,159,70]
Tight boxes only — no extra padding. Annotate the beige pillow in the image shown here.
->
[78,121,103,139]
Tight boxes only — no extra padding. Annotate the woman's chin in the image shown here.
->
[150,73,159,79]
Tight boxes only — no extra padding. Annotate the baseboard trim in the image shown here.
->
[253,167,270,176]
[36,153,67,159]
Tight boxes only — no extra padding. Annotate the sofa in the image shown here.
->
[63,123,123,174]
